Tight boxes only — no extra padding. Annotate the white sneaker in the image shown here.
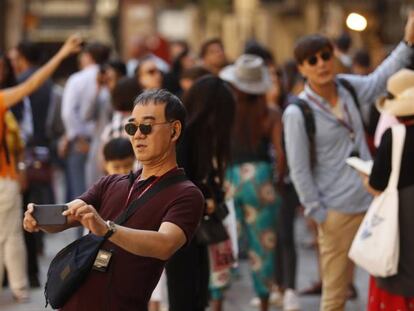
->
[270,290,284,307]
[250,297,260,307]
[249,291,284,308]
[283,289,301,311]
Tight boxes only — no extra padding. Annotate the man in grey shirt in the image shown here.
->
[283,12,414,311]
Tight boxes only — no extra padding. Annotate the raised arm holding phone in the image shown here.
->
[0,34,81,303]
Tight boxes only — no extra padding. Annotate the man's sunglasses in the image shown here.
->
[124,121,170,136]
[306,51,332,66]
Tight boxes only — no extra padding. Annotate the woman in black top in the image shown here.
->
[166,76,236,311]
[363,68,414,310]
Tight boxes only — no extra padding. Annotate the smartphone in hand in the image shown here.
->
[32,204,68,225]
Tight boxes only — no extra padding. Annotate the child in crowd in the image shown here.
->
[102,137,135,175]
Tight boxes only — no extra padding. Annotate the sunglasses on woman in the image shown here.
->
[306,51,332,66]
[124,121,171,136]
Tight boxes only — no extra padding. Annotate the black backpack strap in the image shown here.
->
[337,78,360,111]
[115,172,188,225]
[292,98,316,168]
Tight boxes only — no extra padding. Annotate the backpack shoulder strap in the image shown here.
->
[291,98,316,168]
[337,78,360,110]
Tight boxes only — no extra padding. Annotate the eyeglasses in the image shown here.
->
[124,121,171,136]
[306,51,332,66]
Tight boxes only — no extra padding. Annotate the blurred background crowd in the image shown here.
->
[1,1,414,311]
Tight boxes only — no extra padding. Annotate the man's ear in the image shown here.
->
[171,121,182,142]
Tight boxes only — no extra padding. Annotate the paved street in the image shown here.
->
[0,217,368,311]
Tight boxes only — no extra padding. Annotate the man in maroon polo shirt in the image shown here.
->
[23,89,204,310]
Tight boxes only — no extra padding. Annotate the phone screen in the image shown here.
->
[32,204,68,226]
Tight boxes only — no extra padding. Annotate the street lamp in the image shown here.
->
[346,12,367,32]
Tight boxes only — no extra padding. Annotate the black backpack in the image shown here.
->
[292,78,361,168]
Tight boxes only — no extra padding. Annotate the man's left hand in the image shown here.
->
[63,204,108,236]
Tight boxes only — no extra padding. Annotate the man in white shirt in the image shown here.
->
[61,42,111,203]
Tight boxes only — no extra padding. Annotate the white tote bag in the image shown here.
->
[348,125,406,277]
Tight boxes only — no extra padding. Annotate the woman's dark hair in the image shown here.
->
[111,77,141,112]
[103,137,134,161]
[134,89,187,140]
[233,90,268,150]
[294,34,334,64]
[183,75,236,184]
[172,48,190,76]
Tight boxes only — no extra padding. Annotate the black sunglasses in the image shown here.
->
[306,51,332,66]
[124,121,171,136]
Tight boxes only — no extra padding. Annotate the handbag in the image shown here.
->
[25,146,53,184]
[44,173,187,309]
[348,125,405,277]
[196,203,229,245]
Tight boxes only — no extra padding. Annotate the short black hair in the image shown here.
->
[335,32,352,53]
[112,77,141,112]
[294,34,334,64]
[83,42,111,65]
[199,38,223,58]
[244,39,275,66]
[107,59,127,76]
[103,137,134,161]
[16,41,41,64]
[353,49,371,68]
[133,89,187,139]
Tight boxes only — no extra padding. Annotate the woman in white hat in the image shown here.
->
[362,69,414,310]
[220,54,285,311]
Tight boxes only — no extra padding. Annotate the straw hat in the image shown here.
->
[376,68,414,116]
[219,54,272,95]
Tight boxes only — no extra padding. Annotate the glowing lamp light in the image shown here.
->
[346,13,367,32]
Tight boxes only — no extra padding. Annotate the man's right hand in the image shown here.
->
[23,204,41,233]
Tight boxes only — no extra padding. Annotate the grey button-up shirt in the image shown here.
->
[283,42,412,223]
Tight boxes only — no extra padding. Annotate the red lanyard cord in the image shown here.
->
[306,93,356,140]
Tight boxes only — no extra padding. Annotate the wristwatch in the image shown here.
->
[104,220,117,238]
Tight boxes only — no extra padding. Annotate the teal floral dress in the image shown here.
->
[225,161,281,298]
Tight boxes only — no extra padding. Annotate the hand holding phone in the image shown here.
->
[32,204,68,226]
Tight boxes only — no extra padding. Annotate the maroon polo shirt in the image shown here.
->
[61,168,204,311]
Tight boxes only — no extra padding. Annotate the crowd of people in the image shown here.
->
[0,10,413,311]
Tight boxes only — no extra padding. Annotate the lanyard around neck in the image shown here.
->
[124,167,179,208]
[306,92,356,141]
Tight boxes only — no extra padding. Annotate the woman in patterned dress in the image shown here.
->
[219,54,286,311]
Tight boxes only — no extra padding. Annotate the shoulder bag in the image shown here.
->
[348,125,405,277]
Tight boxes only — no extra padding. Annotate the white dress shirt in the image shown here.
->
[61,65,99,140]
